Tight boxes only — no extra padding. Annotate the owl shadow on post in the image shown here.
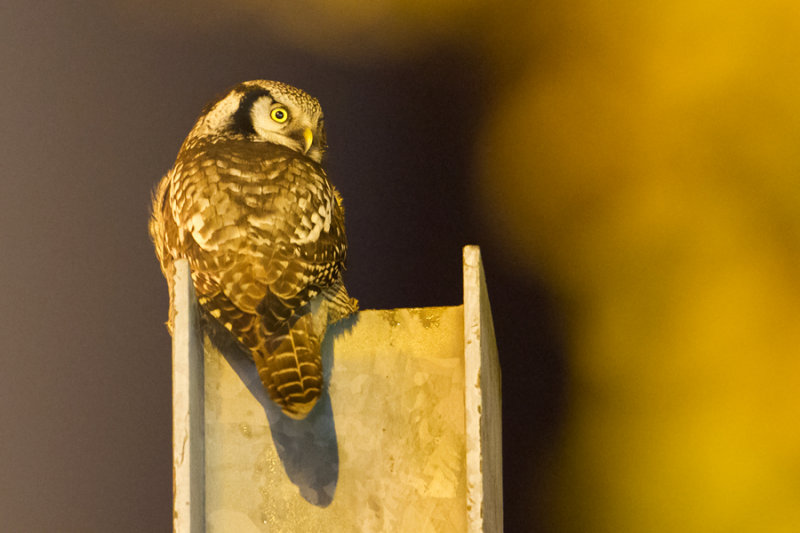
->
[204,312,359,508]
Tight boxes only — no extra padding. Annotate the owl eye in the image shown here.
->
[270,107,289,123]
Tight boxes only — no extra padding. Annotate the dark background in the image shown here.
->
[1,2,564,531]
[9,2,798,531]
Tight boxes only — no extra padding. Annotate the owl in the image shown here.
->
[149,80,358,419]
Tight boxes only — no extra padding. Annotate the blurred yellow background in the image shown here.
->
[474,3,800,531]
[7,0,798,530]
[177,1,800,530]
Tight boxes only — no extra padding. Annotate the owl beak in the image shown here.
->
[302,128,314,154]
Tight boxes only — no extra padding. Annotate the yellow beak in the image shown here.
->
[302,128,314,154]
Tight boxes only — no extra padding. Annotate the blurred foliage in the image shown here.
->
[476,2,800,531]
[122,0,800,530]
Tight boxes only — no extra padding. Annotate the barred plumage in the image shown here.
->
[149,80,357,418]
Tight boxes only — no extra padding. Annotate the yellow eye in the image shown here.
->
[270,107,289,123]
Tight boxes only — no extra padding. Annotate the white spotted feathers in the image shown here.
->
[149,80,357,419]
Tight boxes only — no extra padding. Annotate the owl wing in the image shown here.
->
[174,139,346,330]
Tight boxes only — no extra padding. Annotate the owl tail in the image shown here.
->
[255,314,323,419]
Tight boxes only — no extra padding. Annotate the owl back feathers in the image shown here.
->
[150,81,357,418]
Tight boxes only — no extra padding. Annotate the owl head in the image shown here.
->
[185,80,327,164]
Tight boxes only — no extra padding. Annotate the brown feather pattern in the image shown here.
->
[149,81,357,418]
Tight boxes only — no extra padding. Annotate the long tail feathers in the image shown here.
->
[256,314,323,419]
[199,290,330,419]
